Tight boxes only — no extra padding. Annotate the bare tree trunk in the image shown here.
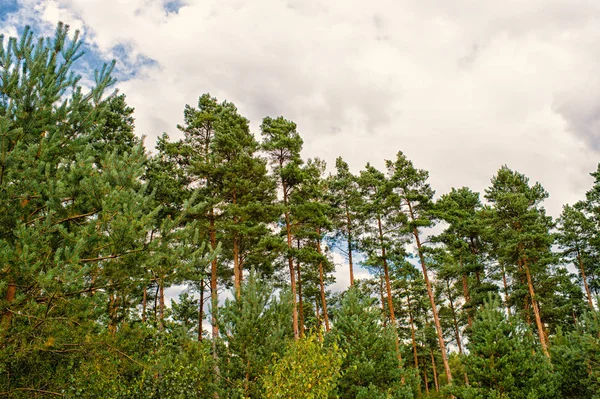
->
[460,257,473,328]
[316,229,330,332]
[502,264,511,317]
[159,281,165,330]
[198,279,204,342]
[297,240,305,335]
[142,286,147,323]
[233,233,241,299]
[412,224,453,384]
[523,257,551,359]
[446,280,463,355]
[430,348,439,392]
[283,183,299,340]
[377,216,397,327]
[407,295,419,369]
[423,361,430,395]
[209,213,221,384]
[345,203,355,286]
[379,273,387,327]
[577,250,595,311]
[108,292,117,336]
[3,280,16,329]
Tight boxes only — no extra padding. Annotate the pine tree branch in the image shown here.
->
[79,248,145,263]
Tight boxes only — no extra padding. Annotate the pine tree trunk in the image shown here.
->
[522,257,551,358]
[345,202,355,286]
[376,216,397,327]
[159,280,165,330]
[209,214,219,339]
[430,348,439,392]
[233,233,241,299]
[412,224,453,384]
[282,183,299,340]
[379,273,387,327]
[577,249,595,311]
[502,264,511,317]
[407,295,419,369]
[297,240,305,335]
[108,293,118,335]
[2,280,16,329]
[446,280,463,355]
[460,257,473,328]
[377,215,403,363]
[316,229,330,332]
[315,296,321,332]
[198,279,204,342]
[233,189,241,299]
[423,361,430,395]
[142,286,147,323]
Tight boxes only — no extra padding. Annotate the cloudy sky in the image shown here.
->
[2,0,600,292]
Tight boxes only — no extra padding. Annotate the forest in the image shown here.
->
[1,23,599,399]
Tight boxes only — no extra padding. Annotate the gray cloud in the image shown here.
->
[3,0,600,220]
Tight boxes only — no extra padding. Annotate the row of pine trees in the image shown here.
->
[1,24,600,398]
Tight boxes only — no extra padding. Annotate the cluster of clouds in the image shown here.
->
[2,0,600,292]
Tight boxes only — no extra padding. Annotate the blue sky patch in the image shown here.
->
[164,0,185,14]
[0,0,19,22]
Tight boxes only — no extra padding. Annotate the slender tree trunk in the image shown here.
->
[522,257,551,359]
[577,250,595,311]
[502,264,511,317]
[377,215,402,362]
[316,229,330,332]
[2,280,16,329]
[233,189,242,299]
[430,348,439,392]
[210,212,219,337]
[412,223,453,384]
[423,361,430,395]
[460,257,473,328]
[297,240,305,335]
[209,212,221,383]
[379,273,387,327]
[108,293,117,336]
[198,279,204,342]
[377,216,397,326]
[315,296,321,332]
[345,202,355,286]
[407,295,419,369]
[154,284,159,322]
[233,234,241,299]
[159,280,165,330]
[142,286,147,323]
[282,183,299,340]
[410,310,422,396]
[446,280,463,355]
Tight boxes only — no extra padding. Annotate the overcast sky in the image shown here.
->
[2,0,600,293]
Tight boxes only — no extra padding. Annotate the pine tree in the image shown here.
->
[386,151,453,384]
[484,166,555,358]
[329,288,415,399]
[220,270,292,397]
[260,116,304,340]
[453,296,558,399]
[328,157,363,287]
[557,203,597,310]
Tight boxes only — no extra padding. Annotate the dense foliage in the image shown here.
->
[1,24,600,398]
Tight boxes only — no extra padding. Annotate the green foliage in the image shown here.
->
[261,333,344,399]
[329,288,415,399]
[220,270,292,397]
[452,296,558,399]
